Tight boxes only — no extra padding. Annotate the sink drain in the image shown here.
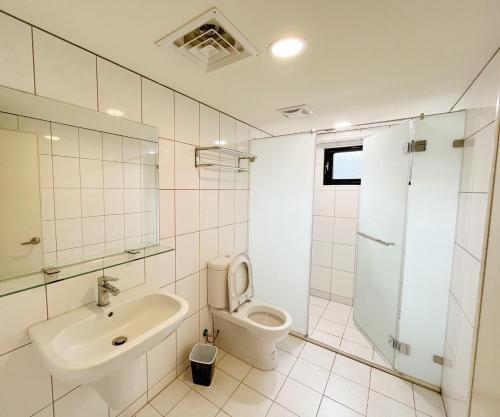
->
[112,336,127,346]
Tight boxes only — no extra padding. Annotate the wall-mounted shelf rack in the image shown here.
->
[195,146,257,172]
[0,245,173,299]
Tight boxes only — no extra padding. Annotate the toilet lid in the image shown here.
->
[228,253,254,312]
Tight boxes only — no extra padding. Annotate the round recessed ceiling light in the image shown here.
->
[333,121,352,129]
[270,37,306,58]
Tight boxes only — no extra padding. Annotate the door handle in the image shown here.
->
[21,236,41,245]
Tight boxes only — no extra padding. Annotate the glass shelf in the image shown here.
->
[0,245,173,299]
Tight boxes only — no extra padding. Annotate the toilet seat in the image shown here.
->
[228,253,254,312]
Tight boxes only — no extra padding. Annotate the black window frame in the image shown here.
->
[323,145,363,185]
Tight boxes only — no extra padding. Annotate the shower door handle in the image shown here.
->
[357,232,395,247]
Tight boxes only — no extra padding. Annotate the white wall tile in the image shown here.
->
[0,112,17,130]
[105,259,144,291]
[104,188,124,215]
[53,190,80,222]
[81,189,104,217]
[41,188,54,221]
[47,271,100,317]
[175,93,199,145]
[200,228,218,269]
[333,218,357,245]
[220,114,236,149]
[56,218,82,250]
[123,163,141,189]
[331,269,354,298]
[146,251,175,288]
[159,190,175,238]
[53,156,80,188]
[313,216,334,242]
[200,190,219,230]
[0,13,34,92]
[18,117,52,155]
[467,193,488,259]
[141,140,156,165]
[219,225,235,255]
[159,139,175,189]
[82,216,105,245]
[124,212,142,238]
[175,142,199,189]
[0,344,52,417]
[175,232,199,279]
[311,241,332,267]
[97,58,141,122]
[142,78,174,139]
[105,214,125,242]
[51,123,79,157]
[334,190,359,218]
[80,159,104,188]
[235,190,248,222]
[236,121,250,152]
[34,29,96,109]
[79,129,102,160]
[332,244,356,272]
[461,253,481,324]
[310,265,331,293]
[175,190,200,235]
[103,161,124,188]
[235,221,248,253]
[200,104,219,147]
[147,333,176,388]
[176,312,199,363]
[102,133,123,162]
[39,154,54,187]
[219,190,235,226]
[0,287,46,354]
[176,272,200,316]
[314,191,335,216]
[54,385,108,417]
[43,220,57,252]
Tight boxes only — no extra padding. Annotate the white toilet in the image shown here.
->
[208,252,292,370]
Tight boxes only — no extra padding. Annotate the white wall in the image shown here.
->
[310,140,361,305]
[0,11,266,417]
[441,51,500,417]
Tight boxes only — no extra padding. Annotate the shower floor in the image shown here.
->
[308,296,393,370]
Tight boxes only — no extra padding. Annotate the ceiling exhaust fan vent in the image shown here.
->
[155,8,258,73]
[277,104,313,118]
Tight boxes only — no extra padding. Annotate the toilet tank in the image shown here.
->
[207,254,235,309]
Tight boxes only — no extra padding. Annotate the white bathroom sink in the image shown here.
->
[28,292,189,385]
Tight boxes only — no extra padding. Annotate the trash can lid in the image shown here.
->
[189,343,218,365]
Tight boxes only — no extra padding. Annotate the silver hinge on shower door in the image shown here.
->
[388,335,410,355]
[402,140,427,154]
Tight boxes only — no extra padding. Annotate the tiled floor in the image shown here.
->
[135,335,446,417]
[308,296,393,369]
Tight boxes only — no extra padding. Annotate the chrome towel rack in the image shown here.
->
[195,146,257,172]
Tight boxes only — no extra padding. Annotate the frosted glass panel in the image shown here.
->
[248,133,315,335]
[354,122,411,364]
[396,113,464,385]
[333,150,363,179]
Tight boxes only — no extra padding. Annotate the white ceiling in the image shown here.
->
[1,0,499,135]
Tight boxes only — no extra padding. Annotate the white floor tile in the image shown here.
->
[266,403,297,417]
[413,384,446,417]
[309,304,325,317]
[216,354,252,381]
[215,411,231,417]
[339,340,373,361]
[308,314,320,328]
[317,396,364,417]
[185,369,239,407]
[310,329,342,348]
[370,369,414,407]
[223,384,272,417]
[135,404,162,417]
[343,327,373,348]
[325,301,352,315]
[299,342,336,370]
[332,355,371,387]
[243,368,286,399]
[322,308,350,325]
[310,296,329,308]
[367,390,415,417]
[289,358,330,393]
[316,318,346,337]
[166,390,219,417]
[275,378,322,417]
[324,373,369,415]
[275,349,298,375]
[277,335,306,356]
[150,380,190,415]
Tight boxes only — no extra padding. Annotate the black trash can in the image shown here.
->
[189,343,217,386]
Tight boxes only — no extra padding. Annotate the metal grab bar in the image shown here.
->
[357,232,395,247]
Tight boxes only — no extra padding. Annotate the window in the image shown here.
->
[323,145,363,185]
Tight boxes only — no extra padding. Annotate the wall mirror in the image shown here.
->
[0,85,164,296]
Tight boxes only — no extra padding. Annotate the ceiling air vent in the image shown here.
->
[277,104,313,118]
[155,7,258,73]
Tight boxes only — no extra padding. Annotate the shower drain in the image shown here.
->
[112,336,127,346]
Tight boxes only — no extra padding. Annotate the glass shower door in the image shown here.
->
[353,122,411,365]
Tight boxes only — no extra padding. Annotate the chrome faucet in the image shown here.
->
[97,276,120,307]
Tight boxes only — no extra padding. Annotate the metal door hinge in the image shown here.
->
[433,355,444,365]
[403,140,427,154]
[453,139,465,148]
[388,335,410,355]
[42,266,60,275]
